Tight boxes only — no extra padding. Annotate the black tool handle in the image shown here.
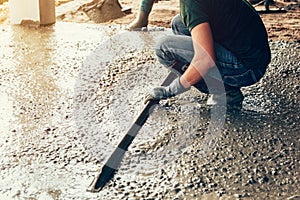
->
[87,71,177,192]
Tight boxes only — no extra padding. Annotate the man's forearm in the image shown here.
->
[180,64,203,88]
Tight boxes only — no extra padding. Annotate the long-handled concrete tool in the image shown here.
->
[87,71,177,192]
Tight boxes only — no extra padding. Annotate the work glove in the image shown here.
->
[144,77,190,104]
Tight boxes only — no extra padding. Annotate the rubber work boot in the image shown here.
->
[207,89,244,108]
[128,11,150,30]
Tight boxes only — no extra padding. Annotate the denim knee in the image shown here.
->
[154,36,175,66]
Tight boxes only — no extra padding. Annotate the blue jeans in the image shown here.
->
[155,14,267,94]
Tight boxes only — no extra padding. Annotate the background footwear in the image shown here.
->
[128,11,149,30]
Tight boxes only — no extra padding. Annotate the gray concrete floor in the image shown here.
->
[0,22,299,199]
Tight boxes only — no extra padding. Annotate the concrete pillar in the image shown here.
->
[9,0,55,25]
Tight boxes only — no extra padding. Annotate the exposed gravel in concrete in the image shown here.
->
[0,22,299,200]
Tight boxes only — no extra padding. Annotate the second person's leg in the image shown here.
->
[129,0,156,30]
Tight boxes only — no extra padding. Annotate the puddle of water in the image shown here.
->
[0,22,120,199]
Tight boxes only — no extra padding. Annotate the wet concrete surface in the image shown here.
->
[0,22,299,199]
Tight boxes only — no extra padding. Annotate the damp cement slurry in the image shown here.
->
[0,22,299,199]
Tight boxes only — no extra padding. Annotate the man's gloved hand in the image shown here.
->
[144,77,190,104]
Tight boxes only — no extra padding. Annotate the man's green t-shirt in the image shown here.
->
[180,0,271,69]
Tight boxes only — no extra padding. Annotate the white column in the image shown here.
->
[8,0,55,25]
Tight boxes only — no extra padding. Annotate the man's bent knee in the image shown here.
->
[154,36,177,66]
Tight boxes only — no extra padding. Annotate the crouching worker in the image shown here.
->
[145,0,271,108]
